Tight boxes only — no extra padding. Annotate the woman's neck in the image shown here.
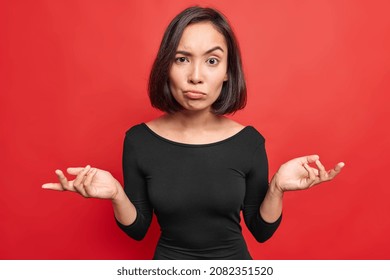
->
[146,110,243,145]
[163,110,223,131]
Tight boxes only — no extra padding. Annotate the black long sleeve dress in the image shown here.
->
[116,123,281,259]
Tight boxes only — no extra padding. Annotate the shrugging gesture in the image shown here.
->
[260,155,345,224]
[42,165,120,200]
[42,165,137,226]
[272,155,345,193]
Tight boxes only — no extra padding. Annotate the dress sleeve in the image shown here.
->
[115,131,153,241]
[243,139,282,243]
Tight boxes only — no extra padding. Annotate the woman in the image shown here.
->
[42,6,344,259]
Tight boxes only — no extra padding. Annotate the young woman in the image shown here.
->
[42,6,344,259]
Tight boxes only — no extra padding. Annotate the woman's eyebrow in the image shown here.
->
[204,46,224,54]
[175,46,225,56]
[176,50,192,56]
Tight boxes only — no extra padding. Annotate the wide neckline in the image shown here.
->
[141,123,251,148]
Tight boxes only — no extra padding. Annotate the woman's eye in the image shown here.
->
[207,58,219,65]
[175,57,188,63]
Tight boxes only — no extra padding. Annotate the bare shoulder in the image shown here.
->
[218,117,246,137]
[145,115,168,132]
[144,115,246,144]
[220,117,245,131]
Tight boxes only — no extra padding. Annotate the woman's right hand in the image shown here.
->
[42,165,121,200]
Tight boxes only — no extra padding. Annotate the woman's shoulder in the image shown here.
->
[124,116,265,146]
[222,118,245,131]
[221,118,264,139]
[124,123,149,142]
[144,116,165,133]
[124,116,170,141]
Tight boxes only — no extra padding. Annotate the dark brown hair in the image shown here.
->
[148,6,247,115]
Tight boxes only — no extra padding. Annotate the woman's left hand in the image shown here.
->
[271,155,345,193]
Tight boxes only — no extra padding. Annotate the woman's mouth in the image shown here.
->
[183,90,206,99]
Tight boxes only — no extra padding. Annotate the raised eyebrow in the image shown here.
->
[175,46,225,56]
[204,46,225,55]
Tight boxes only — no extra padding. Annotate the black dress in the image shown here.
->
[116,123,281,259]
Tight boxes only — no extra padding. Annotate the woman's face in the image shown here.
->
[169,21,228,113]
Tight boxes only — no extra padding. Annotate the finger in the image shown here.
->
[55,169,74,191]
[306,154,320,164]
[42,183,64,191]
[327,162,345,179]
[84,168,98,197]
[73,165,91,197]
[73,182,88,197]
[336,162,345,170]
[303,163,319,187]
[315,160,327,181]
[73,165,91,188]
[298,154,320,165]
[74,183,89,197]
[67,167,85,176]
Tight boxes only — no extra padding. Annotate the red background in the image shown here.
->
[1,0,389,259]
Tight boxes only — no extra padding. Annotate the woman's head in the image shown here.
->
[148,6,246,115]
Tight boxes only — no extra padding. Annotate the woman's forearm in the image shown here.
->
[111,181,137,226]
[259,177,284,223]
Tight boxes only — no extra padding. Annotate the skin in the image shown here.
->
[148,22,242,144]
[42,22,345,228]
[169,22,228,113]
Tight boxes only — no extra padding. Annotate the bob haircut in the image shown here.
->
[148,6,247,115]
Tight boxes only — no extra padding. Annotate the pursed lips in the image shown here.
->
[183,90,206,99]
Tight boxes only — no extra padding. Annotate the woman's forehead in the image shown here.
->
[177,22,227,52]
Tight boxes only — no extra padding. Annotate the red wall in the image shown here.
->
[1,0,389,259]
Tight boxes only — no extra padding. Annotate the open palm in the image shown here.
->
[42,165,119,200]
[272,155,344,192]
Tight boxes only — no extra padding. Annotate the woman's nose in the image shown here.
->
[188,63,203,84]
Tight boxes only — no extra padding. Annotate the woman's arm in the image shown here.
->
[111,180,137,226]
[259,180,283,224]
[243,142,282,243]
[260,155,345,223]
